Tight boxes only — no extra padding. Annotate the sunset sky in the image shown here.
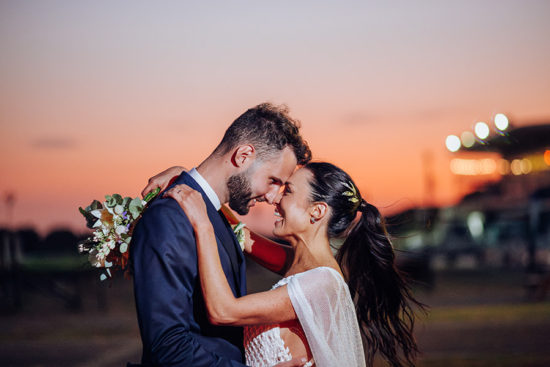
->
[1,1,549,235]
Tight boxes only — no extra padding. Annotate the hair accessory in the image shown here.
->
[342,181,360,204]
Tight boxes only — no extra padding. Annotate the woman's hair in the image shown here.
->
[305,162,423,367]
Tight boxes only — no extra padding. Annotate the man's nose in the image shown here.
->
[271,191,283,205]
[264,186,280,204]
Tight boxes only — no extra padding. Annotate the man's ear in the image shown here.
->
[310,202,329,222]
[231,144,256,169]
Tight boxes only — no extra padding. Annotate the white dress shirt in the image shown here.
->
[188,167,222,211]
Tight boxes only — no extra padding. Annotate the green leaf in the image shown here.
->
[128,197,143,220]
[112,194,123,204]
[105,195,117,208]
[122,197,131,207]
[90,200,102,210]
[79,207,98,228]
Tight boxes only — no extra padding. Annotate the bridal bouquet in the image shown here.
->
[78,188,160,280]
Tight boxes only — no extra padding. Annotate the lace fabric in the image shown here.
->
[244,275,298,367]
[244,267,364,367]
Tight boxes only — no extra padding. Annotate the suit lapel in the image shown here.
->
[173,173,243,296]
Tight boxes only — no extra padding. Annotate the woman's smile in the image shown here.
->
[274,207,284,226]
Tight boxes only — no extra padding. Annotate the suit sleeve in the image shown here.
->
[131,200,247,367]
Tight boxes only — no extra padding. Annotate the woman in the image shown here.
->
[159,162,422,367]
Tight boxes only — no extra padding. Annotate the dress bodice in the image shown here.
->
[244,275,313,367]
[244,267,364,367]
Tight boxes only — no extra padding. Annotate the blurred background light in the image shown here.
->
[520,158,533,174]
[461,131,476,148]
[446,135,461,152]
[450,158,497,175]
[511,159,522,175]
[445,135,460,152]
[474,121,490,139]
[494,113,509,131]
[481,158,497,174]
[467,211,485,239]
[498,159,510,175]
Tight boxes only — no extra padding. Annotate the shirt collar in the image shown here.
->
[188,167,221,211]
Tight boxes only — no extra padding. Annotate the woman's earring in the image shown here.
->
[310,217,316,224]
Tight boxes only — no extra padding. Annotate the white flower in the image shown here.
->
[104,203,115,215]
[101,245,110,256]
[114,204,124,215]
[115,225,128,235]
[232,222,246,252]
[89,248,104,267]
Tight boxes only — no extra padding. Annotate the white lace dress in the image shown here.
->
[244,267,365,367]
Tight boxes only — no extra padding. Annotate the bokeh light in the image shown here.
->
[498,159,510,175]
[467,211,485,239]
[445,135,461,152]
[510,159,522,175]
[544,150,550,166]
[474,122,490,139]
[520,158,533,174]
[494,113,509,131]
[450,158,497,175]
[461,131,476,148]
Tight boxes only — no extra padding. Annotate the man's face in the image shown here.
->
[227,146,297,215]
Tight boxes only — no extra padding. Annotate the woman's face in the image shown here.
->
[272,167,315,239]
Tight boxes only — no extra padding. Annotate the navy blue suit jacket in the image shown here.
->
[131,172,247,366]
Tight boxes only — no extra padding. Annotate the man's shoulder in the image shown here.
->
[134,197,190,234]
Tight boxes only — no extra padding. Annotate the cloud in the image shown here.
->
[342,112,376,126]
[30,137,77,150]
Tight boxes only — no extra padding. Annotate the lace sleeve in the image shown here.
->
[286,267,366,367]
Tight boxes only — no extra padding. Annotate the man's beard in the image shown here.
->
[227,171,254,215]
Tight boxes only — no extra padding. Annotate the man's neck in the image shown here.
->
[196,156,229,205]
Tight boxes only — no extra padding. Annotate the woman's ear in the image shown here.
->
[310,202,329,223]
[231,144,256,169]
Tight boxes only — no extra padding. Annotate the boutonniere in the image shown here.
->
[232,222,246,252]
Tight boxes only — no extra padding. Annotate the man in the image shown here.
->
[130,103,311,366]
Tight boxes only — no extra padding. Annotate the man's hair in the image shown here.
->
[213,103,311,165]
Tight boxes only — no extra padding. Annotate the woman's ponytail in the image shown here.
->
[306,162,423,367]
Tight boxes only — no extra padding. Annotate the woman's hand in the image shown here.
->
[142,166,187,198]
[164,184,209,231]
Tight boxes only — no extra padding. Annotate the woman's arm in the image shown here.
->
[141,166,186,198]
[165,185,297,327]
[146,166,293,274]
[220,205,293,275]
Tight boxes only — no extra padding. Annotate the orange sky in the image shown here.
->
[1,1,549,235]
